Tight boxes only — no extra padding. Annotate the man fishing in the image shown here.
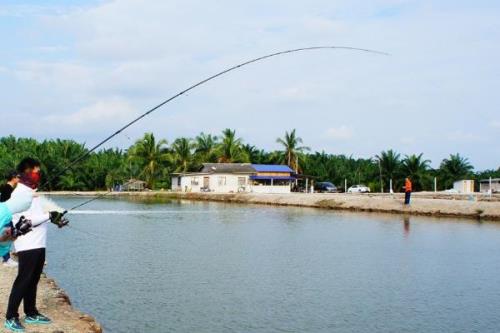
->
[4,158,69,332]
[404,176,413,205]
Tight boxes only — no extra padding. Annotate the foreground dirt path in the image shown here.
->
[0,265,102,333]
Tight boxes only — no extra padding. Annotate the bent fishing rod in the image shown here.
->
[41,45,388,212]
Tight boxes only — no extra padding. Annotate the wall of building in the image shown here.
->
[453,180,475,193]
[173,174,250,193]
[255,172,291,177]
[172,174,292,194]
[480,181,500,193]
[250,185,291,194]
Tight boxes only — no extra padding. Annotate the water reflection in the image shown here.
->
[403,215,410,237]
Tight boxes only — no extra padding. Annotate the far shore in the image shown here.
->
[42,191,500,221]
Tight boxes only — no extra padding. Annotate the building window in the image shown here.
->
[191,177,199,185]
[238,177,246,186]
[218,176,226,186]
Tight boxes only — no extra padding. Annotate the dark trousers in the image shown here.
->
[6,248,45,319]
[404,191,412,205]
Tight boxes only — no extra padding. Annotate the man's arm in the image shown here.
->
[0,227,14,241]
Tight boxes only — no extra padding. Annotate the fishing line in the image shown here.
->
[40,45,388,196]
[65,225,107,241]
[33,46,389,240]
[34,45,390,241]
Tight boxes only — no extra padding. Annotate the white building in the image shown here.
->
[479,178,500,193]
[453,180,475,194]
[171,163,296,194]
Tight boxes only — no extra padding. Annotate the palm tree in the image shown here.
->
[59,172,86,190]
[375,149,401,191]
[276,129,309,172]
[128,133,169,189]
[241,144,261,163]
[401,153,431,191]
[194,132,219,163]
[171,137,194,172]
[217,129,247,162]
[439,153,474,189]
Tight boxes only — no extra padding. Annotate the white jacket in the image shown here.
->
[5,183,34,215]
[13,195,50,252]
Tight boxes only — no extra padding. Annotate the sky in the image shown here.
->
[0,0,499,170]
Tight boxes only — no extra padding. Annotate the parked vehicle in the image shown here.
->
[347,184,371,193]
[315,182,338,193]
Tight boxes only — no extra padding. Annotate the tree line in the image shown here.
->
[0,131,498,192]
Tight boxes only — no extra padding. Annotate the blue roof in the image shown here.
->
[251,164,294,173]
[249,175,296,181]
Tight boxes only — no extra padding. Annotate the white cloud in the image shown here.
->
[325,125,353,140]
[278,86,314,101]
[446,131,486,143]
[400,137,416,145]
[42,99,138,130]
[491,120,500,129]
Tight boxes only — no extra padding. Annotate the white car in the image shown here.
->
[347,184,371,193]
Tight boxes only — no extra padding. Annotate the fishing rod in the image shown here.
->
[40,45,388,211]
[66,179,136,211]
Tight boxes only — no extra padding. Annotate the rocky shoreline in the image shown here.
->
[45,191,500,221]
[0,265,102,333]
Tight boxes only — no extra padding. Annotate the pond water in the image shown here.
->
[45,196,500,333]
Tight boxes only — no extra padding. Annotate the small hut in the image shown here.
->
[452,180,475,194]
[122,179,147,191]
[480,178,500,193]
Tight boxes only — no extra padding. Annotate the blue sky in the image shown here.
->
[0,0,499,170]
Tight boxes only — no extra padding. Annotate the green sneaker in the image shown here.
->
[24,313,51,325]
[4,318,25,332]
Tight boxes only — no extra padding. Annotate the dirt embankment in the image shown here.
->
[0,265,102,333]
[45,191,500,221]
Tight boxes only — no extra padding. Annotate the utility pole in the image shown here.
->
[378,160,383,193]
[295,155,299,188]
[490,177,493,199]
[434,177,437,192]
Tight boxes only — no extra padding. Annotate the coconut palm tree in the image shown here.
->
[171,137,195,172]
[241,144,261,163]
[439,153,474,189]
[128,133,169,189]
[375,149,401,191]
[401,153,431,191]
[217,128,247,162]
[276,129,309,172]
[194,132,219,163]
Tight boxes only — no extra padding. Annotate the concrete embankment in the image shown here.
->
[45,191,500,221]
[0,265,102,333]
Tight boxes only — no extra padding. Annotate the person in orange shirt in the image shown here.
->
[404,176,412,205]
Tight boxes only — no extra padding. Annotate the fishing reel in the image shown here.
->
[49,211,70,228]
[11,216,33,238]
